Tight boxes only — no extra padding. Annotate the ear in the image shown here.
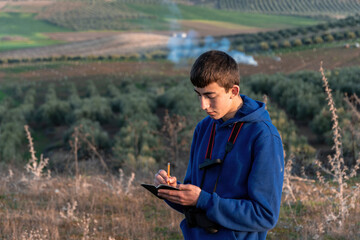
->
[230,85,240,97]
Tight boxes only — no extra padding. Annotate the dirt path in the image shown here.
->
[0,1,52,12]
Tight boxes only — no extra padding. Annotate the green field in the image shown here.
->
[126,3,319,29]
[0,12,70,51]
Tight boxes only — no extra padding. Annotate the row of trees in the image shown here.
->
[0,50,168,65]
[228,14,360,52]
[0,77,314,175]
[243,67,360,164]
[243,31,359,52]
[0,86,36,162]
[2,65,358,173]
[0,79,193,172]
[198,0,360,16]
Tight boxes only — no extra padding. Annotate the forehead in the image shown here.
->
[194,82,226,94]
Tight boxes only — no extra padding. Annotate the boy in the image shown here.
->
[155,50,284,239]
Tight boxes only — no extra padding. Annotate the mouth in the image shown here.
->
[207,112,216,116]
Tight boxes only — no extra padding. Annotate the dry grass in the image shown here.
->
[0,126,183,239]
[0,168,183,240]
[1,165,358,239]
[275,175,360,239]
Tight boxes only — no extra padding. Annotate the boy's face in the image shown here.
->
[194,82,239,122]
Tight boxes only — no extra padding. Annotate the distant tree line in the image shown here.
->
[0,50,168,65]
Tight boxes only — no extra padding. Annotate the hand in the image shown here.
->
[154,169,177,188]
[158,184,201,206]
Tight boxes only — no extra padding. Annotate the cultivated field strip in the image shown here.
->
[215,0,360,16]
[0,33,169,59]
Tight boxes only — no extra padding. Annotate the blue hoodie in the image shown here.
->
[167,95,284,240]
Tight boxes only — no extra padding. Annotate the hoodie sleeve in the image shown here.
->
[164,126,199,213]
[196,133,284,232]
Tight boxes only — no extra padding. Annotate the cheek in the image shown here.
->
[217,97,230,108]
[210,99,219,108]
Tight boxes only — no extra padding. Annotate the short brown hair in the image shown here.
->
[190,50,240,92]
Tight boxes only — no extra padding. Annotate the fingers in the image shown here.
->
[154,169,177,187]
[158,184,201,206]
[157,169,168,178]
[154,169,166,186]
[177,184,190,190]
[154,169,167,186]
[158,189,182,204]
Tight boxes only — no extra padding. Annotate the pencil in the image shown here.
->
[167,162,170,184]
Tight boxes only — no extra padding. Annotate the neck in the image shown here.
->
[222,96,243,122]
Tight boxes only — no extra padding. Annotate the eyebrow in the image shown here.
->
[193,89,216,95]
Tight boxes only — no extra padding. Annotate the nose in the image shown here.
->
[200,97,210,110]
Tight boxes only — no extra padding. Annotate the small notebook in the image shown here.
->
[141,183,179,199]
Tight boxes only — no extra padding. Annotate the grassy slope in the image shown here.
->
[0,170,358,239]
[0,12,70,51]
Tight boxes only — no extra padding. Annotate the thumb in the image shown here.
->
[169,176,177,183]
[168,176,178,187]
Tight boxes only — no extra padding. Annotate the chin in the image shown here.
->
[209,115,221,120]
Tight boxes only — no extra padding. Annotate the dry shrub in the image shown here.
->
[276,63,360,239]
[0,125,183,239]
[0,169,183,239]
[24,125,50,180]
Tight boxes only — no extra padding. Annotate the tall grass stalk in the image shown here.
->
[70,126,80,179]
[316,62,360,226]
[24,125,50,179]
[278,64,360,238]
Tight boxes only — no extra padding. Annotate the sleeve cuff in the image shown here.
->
[196,190,211,209]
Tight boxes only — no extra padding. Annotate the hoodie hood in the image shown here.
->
[215,94,271,126]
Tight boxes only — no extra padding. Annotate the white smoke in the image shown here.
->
[167,30,258,66]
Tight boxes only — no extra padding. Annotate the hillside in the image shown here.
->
[34,0,318,31]
[0,0,322,58]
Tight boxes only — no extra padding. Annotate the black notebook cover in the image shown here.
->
[141,183,179,199]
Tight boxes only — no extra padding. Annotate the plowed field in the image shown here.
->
[2,45,359,85]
